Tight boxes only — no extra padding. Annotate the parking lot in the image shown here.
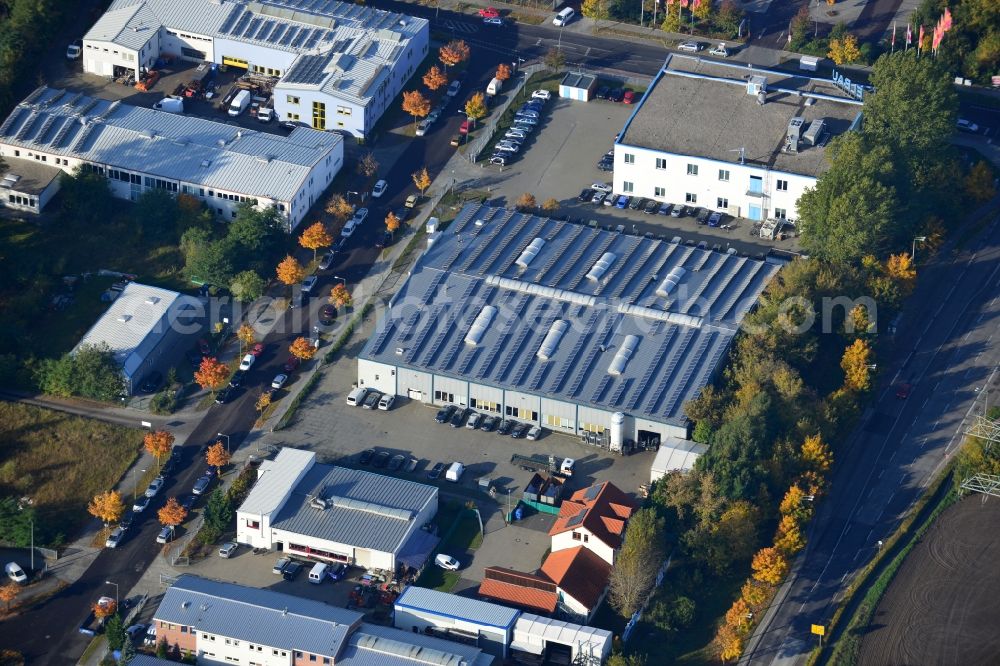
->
[464,92,801,256]
[245,321,655,593]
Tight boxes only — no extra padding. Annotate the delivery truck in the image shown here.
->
[228,89,251,117]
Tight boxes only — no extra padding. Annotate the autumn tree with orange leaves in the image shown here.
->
[206,441,231,474]
[88,490,125,526]
[495,63,511,82]
[402,90,431,129]
[841,338,874,392]
[0,582,18,612]
[325,194,354,223]
[194,357,229,395]
[439,40,470,71]
[299,222,333,260]
[329,284,353,308]
[423,65,448,91]
[289,336,318,361]
[276,255,306,287]
[412,167,431,196]
[751,547,789,585]
[255,391,272,414]
[144,430,174,465]
[385,211,400,235]
[237,323,256,354]
[158,497,188,527]
[93,599,117,619]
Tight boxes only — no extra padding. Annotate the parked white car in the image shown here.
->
[531,89,552,101]
[5,562,27,583]
[219,542,238,558]
[372,180,388,198]
[144,476,165,498]
[446,80,462,97]
[709,42,729,57]
[239,353,255,371]
[678,41,703,52]
[434,554,460,571]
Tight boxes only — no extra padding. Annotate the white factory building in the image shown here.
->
[80,0,429,140]
[614,54,864,223]
[236,448,439,572]
[357,204,781,449]
[0,87,342,227]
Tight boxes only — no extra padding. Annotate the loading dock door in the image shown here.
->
[544,642,572,665]
[408,389,423,401]
[637,429,661,451]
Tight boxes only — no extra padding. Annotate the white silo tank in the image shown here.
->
[610,412,625,453]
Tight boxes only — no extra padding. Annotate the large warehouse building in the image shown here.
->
[236,448,439,571]
[0,87,342,227]
[614,54,863,222]
[80,0,429,139]
[357,204,781,448]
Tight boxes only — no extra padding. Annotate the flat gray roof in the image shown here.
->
[1,159,61,196]
[0,87,340,203]
[154,575,362,656]
[561,73,596,90]
[395,586,520,630]
[619,55,863,178]
[360,205,780,427]
[271,465,437,554]
[340,623,493,666]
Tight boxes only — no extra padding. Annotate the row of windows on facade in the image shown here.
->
[165,30,212,43]
[164,624,332,664]
[10,149,70,167]
[85,44,136,61]
[7,194,37,207]
[618,182,787,217]
[623,154,791,190]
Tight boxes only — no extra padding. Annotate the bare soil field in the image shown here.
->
[858,496,1000,665]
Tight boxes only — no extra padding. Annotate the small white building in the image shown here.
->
[73,282,201,395]
[0,159,62,214]
[236,448,438,571]
[510,613,612,665]
[559,72,597,102]
[0,87,342,228]
[80,0,429,141]
[614,54,863,222]
[393,586,520,658]
[649,436,708,482]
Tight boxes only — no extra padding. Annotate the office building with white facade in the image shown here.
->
[357,204,781,448]
[236,448,439,571]
[614,54,863,223]
[81,0,429,139]
[0,87,342,228]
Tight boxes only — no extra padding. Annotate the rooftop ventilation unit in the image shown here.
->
[464,305,497,346]
[310,496,329,510]
[617,303,703,329]
[655,266,687,298]
[200,159,212,168]
[537,320,569,360]
[802,118,826,146]
[786,117,804,153]
[395,347,405,355]
[181,601,190,609]
[117,314,132,323]
[747,75,767,96]
[144,296,160,305]
[515,237,545,269]
[608,335,640,376]
[585,252,617,282]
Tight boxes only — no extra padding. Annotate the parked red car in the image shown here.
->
[459,119,473,135]
[250,343,265,356]
[283,356,301,373]
[478,6,499,18]
[622,90,637,104]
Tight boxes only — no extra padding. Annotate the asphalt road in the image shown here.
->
[742,206,1000,665]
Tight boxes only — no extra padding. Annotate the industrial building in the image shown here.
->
[80,0,429,139]
[236,448,439,571]
[357,204,781,447]
[72,282,200,395]
[152,575,493,666]
[614,54,864,222]
[0,87,342,227]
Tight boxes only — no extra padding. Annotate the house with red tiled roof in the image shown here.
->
[540,547,613,622]
[477,567,559,615]
[548,481,637,566]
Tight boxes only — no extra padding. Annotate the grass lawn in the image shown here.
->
[416,505,482,592]
[0,401,143,545]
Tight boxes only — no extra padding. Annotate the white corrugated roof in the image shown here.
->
[238,447,316,516]
[72,283,199,379]
[650,436,708,480]
[512,614,611,658]
[395,586,519,630]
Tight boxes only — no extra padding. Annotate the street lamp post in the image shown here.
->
[131,467,147,503]
[29,518,33,572]
[912,236,927,263]
[333,275,347,287]
[105,580,119,608]
[217,432,231,453]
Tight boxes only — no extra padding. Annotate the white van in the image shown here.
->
[346,386,369,406]
[309,562,328,584]
[228,89,251,117]
[553,7,575,26]
[446,462,465,482]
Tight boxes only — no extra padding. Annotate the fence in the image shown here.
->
[622,555,672,642]
[467,64,544,163]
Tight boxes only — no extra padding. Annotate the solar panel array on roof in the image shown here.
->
[565,508,588,528]
[360,205,780,426]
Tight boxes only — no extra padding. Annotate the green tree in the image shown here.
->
[581,0,610,20]
[105,614,126,652]
[181,228,235,287]
[155,637,168,659]
[120,636,137,664]
[200,489,233,543]
[38,344,126,401]
[59,167,114,227]
[132,189,181,244]
[608,508,666,615]
[0,498,35,547]
[543,48,565,72]
[230,270,266,302]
